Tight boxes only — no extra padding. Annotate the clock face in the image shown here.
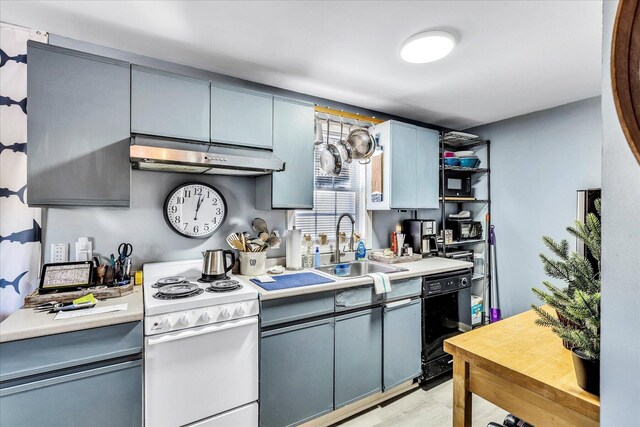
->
[164,183,227,238]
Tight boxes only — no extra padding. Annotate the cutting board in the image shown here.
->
[371,152,383,194]
[250,272,334,291]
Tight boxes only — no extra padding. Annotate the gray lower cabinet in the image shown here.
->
[382,298,423,390]
[260,318,334,427]
[256,97,315,209]
[0,360,142,427]
[27,41,131,207]
[131,65,210,141]
[211,85,273,149]
[0,322,143,427]
[335,308,382,408]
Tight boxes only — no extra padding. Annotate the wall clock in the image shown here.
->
[164,183,227,238]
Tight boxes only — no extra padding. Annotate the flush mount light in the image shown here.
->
[400,31,456,64]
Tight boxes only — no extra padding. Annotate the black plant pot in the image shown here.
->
[571,349,600,395]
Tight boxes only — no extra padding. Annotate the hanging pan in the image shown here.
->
[319,118,342,175]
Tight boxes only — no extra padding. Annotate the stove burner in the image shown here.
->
[198,275,229,283]
[153,283,204,300]
[153,276,188,288]
[205,279,242,293]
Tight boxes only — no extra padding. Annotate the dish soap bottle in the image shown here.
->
[314,246,321,268]
[355,240,367,261]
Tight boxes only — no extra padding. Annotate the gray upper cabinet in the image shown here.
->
[391,121,418,208]
[416,127,440,209]
[27,41,131,207]
[366,120,439,210]
[256,98,315,209]
[211,85,273,149]
[131,66,210,141]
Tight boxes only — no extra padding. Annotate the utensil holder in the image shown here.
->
[239,251,267,276]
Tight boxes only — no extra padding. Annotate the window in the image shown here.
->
[291,119,369,251]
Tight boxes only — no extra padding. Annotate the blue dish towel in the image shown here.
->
[250,272,335,291]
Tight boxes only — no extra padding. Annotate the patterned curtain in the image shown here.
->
[0,24,47,321]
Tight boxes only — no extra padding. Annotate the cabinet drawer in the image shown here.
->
[261,292,334,327]
[0,322,142,382]
[384,278,422,301]
[335,286,382,312]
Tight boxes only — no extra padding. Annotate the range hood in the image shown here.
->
[130,135,285,176]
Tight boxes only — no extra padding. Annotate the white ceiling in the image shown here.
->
[1,0,603,129]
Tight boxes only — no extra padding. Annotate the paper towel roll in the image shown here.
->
[286,228,303,270]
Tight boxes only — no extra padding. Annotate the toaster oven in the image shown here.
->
[446,219,483,241]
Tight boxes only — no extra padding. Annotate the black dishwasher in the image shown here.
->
[422,269,472,381]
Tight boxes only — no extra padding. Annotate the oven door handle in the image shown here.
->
[146,317,257,346]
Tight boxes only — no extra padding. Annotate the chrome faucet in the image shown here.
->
[335,213,355,263]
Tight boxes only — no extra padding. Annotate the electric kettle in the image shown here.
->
[201,249,235,281]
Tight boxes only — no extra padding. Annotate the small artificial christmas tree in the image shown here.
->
[531,199,601,360]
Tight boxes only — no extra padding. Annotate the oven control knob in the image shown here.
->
[154,316,171,330]
[201,310,213,323]
[235,305,246,316]
[220,307,232,319]
[461,277,469,287]
[179,313,191,326]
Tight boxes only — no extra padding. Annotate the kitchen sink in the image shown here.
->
[315,261,407,279]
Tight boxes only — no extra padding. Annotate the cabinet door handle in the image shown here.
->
[384,298,412,309]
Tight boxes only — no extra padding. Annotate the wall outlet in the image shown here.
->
[51,243,68,263]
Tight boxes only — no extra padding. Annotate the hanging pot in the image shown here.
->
[346,125,376,160]
[571,348,600,395]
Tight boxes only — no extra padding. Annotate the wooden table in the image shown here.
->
[444,307,600,427]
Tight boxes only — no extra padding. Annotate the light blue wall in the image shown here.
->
[600,1,640,423]
[468,96,602,317]
[43,170,287,266]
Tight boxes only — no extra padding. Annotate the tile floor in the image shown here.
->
[338,376,509,427]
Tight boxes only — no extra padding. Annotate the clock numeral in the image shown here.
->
[216,208,222,215]
[170,206,178,214]
[204,224,210,232]
[174,215,181,223]
[212,198,218,205]
[212,217,218,224]
[206,191,211,198]
[182,222,189,230]
[175,197,185,205]
[193,225,199,234]
[195,187,203,196]
[183,189,192,198]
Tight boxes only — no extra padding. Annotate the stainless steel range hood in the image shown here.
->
[130,135,285,176]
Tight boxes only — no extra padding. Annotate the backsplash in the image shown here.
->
[43,170,287,268]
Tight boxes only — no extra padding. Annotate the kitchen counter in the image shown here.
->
[0,287,144,343]
[239,257,473,300]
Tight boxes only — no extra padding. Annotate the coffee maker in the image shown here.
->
[402,219,438,257]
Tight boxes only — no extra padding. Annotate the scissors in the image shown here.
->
[118,243,133,262]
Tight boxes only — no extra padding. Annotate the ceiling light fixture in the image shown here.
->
[400,31,456,64]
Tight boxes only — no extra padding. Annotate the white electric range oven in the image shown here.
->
[143,260,259,427]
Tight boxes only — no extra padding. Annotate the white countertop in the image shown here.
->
[238,257,473,300]
[0,287,144,343]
